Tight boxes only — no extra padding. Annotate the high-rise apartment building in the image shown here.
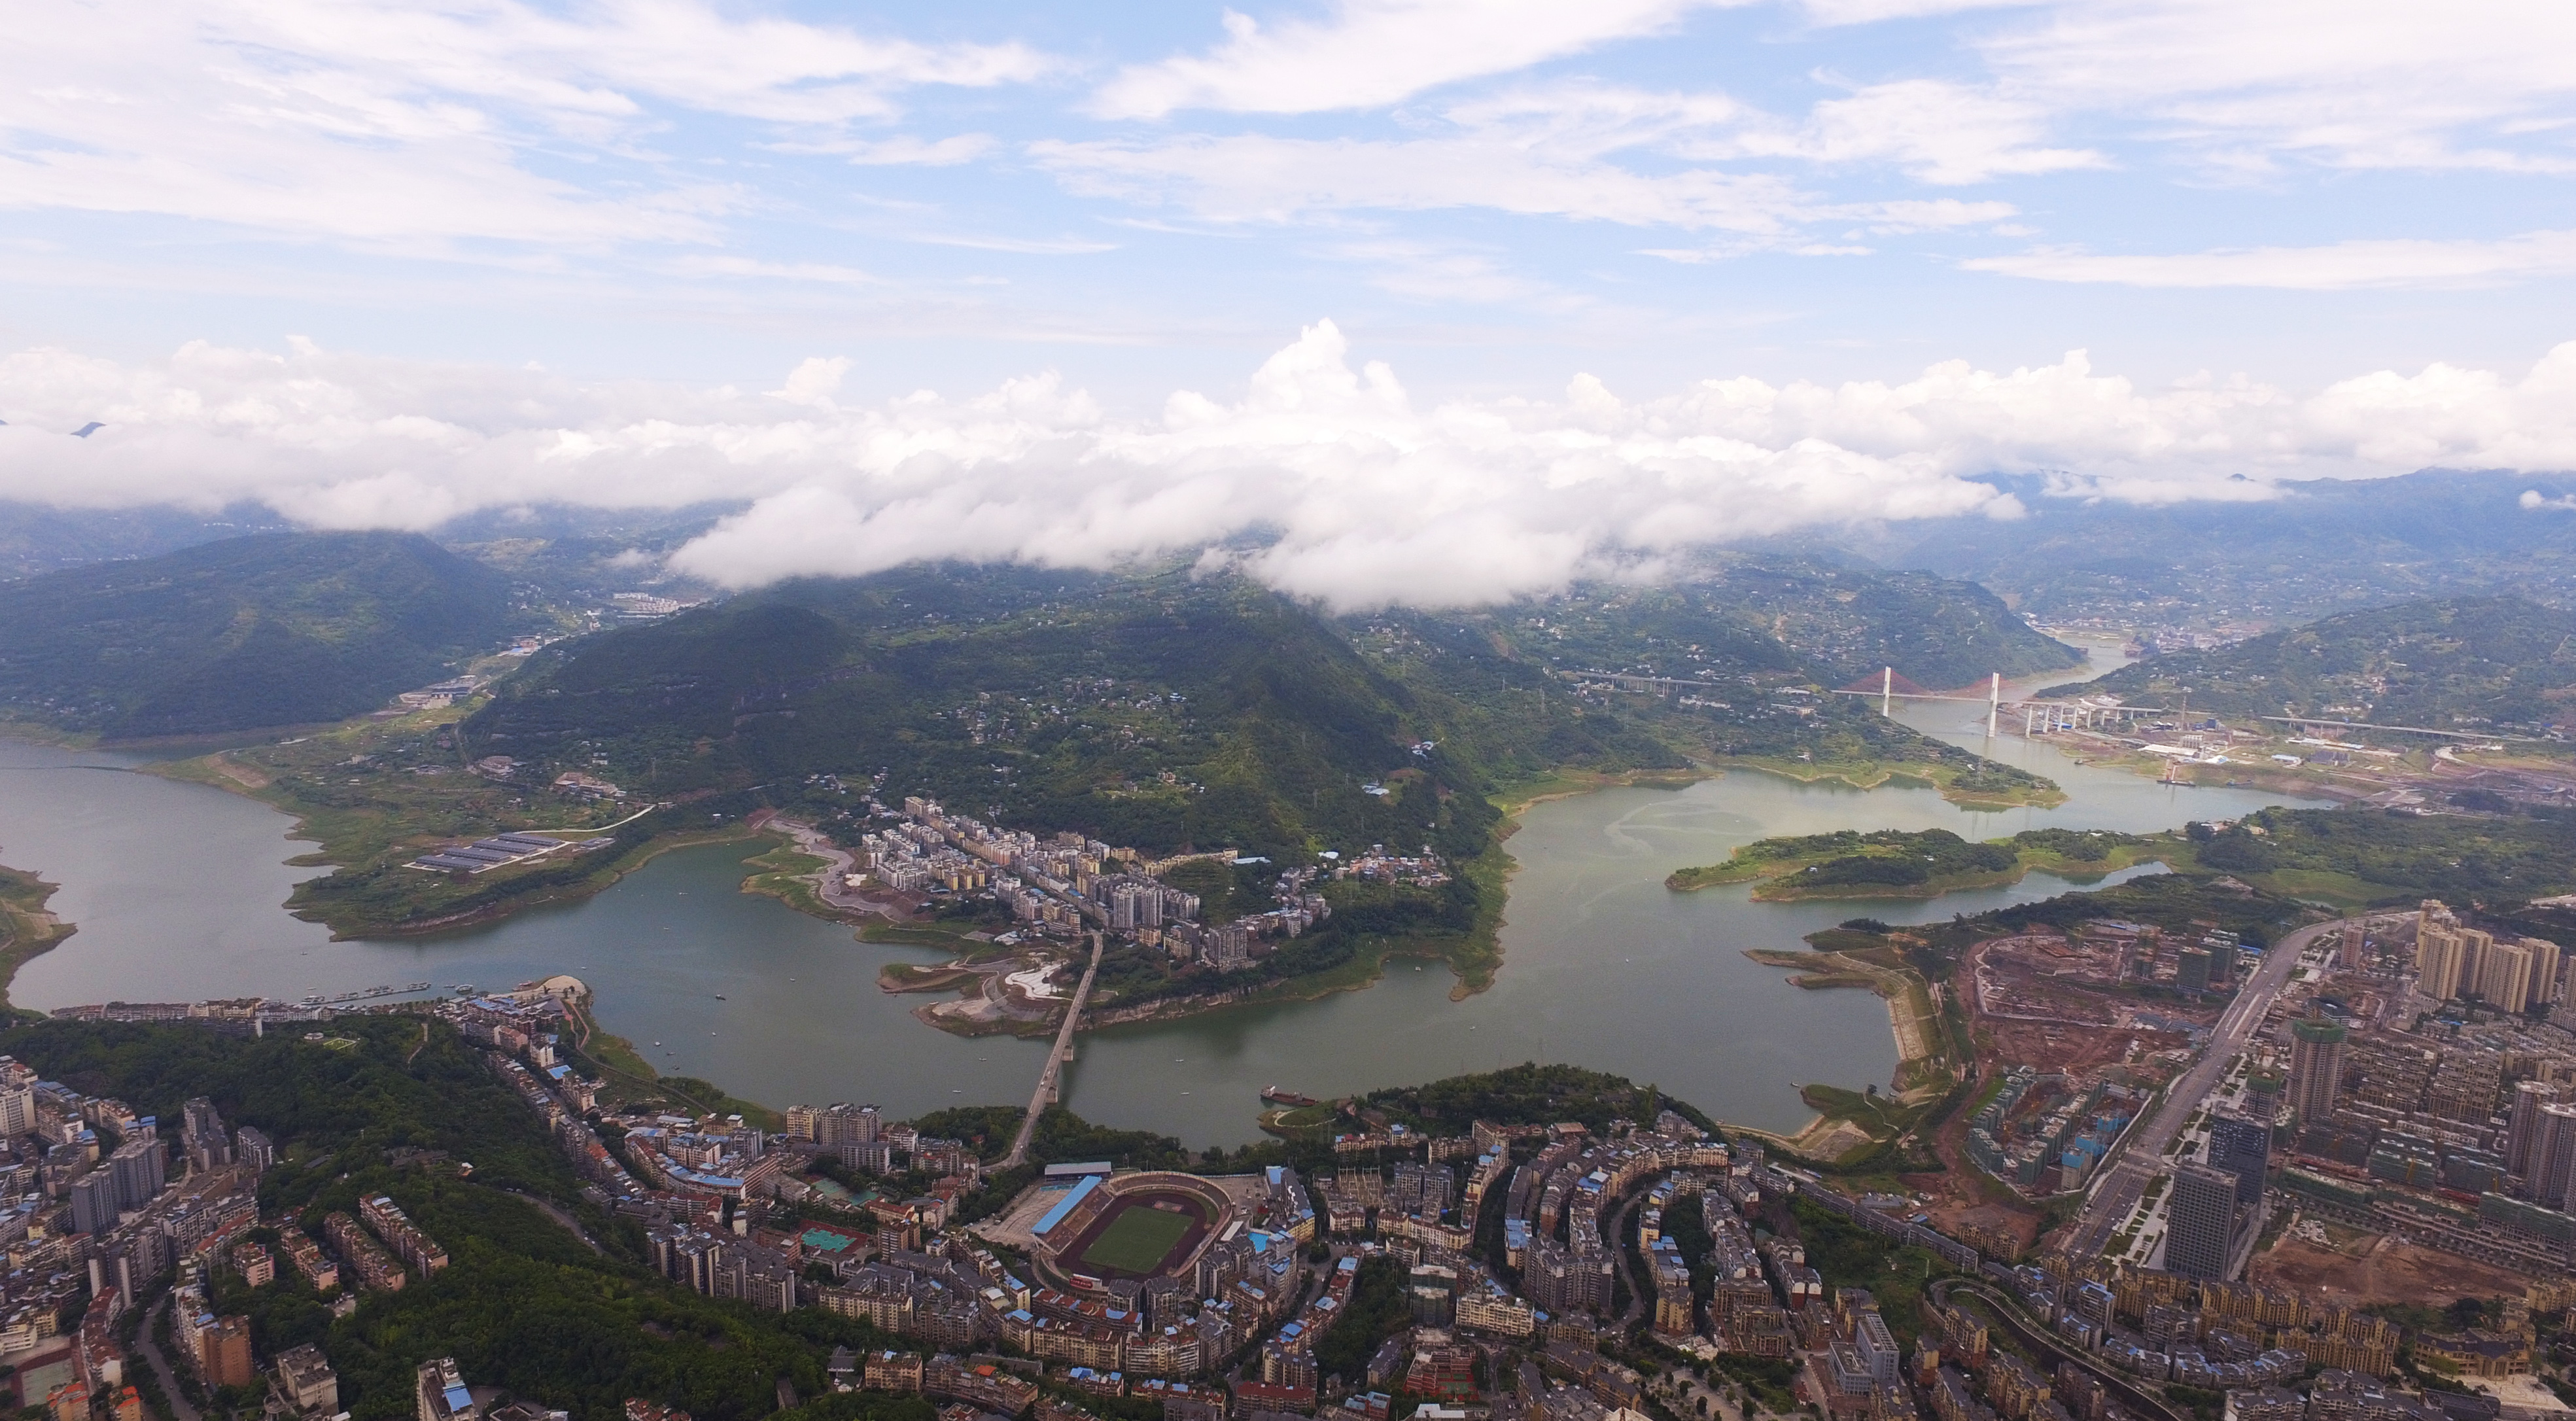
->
[2205,1110,2271,1206]
[2164,1160,2242,1281]
[2507,1079,2559,1178]
[2288,1017,2348,1124]
[2478,939,2537,1013]
[2530,1102,2576,1210]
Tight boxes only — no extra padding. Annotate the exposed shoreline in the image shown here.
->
[0,862,76,1013]
[1728,942,1953,1165]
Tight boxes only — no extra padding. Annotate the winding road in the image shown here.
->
[773,818,897,918]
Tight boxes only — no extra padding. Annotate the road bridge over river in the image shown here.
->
[1003,933,1103,1168]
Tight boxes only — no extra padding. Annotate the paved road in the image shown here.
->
[1607,1192,1647,1326]
[503,1187,606,1254]
[1004,934,1103,1168]
[2065,917,2338,1256]
[136,1295,201,1421]
[774,819,898,919]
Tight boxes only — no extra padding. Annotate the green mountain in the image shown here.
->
[2046,595,2576,733]
[464,565,1680,864]
[1359,559,2083,693]
[0,531,519,739]
[466,558,2070,862]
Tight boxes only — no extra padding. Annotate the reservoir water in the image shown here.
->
[0,646,2325,1144]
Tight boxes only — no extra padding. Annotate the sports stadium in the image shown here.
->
[1026,1170,1235,1287]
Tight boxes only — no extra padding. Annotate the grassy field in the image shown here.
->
[1080,1203,1196,1274]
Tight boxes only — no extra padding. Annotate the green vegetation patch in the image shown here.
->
[2191,806,2576,906]
[1079,1202,1197,1274]
[0,863,75,1009]
[1358,1062,1713,1136]
[1669,827,2157,900]
[1316,1255,1411,1384]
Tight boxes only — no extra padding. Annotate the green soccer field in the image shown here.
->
[1079,1203,1196,1274]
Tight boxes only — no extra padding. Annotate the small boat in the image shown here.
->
[714,994,727,1000]
[1261,1086,1319,1107]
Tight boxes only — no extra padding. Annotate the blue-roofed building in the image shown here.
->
[1034,1175,1101,1237]
[416,1358,479,1421]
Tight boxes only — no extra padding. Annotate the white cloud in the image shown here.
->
[834,135,1000,167]
[1032,132,1815,234]
[14,326,2576,610]
[1730,80,2106,184]
[1092,0,1724,120]
[0,0,1049,248]
[1979,0,2576,175]
[1966,228,2576,289]
[1796,0,2042,24]
[1037,78,2062,257]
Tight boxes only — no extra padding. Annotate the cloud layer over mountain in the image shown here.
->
[5,324,2576,610]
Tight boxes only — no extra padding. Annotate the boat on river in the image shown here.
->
[1261,1086,1319,1107]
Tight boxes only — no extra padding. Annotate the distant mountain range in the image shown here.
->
[2045,595,2576,733]
[0,500,292,579]
[1828,468,2576,627]
[0,531,519,739]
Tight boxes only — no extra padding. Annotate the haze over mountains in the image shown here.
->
[0,532,519,739]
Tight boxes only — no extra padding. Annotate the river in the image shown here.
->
[0,644,2324,1145]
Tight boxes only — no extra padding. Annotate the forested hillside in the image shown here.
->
[0,531,519,738]
[1357,559,2081,694]
[2047,595,2576,733]
[465,565,1677,863]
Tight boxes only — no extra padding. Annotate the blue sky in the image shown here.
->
[5,1,2575,603]
[7,0,2573,395]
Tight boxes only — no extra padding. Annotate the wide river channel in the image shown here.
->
[0,646,2322,1145]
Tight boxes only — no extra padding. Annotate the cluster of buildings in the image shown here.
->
[854,797,1335,974]
[2414,903,2565,1015]
[1333,849,1452,889]
[2179,902,2576,1276]
[1966,1069,2144,1195]
[0,1068,281,1421]
[409,980,2569,1421]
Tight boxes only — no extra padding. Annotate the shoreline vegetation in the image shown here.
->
[1667,826,2168,900]
[137,706,774,940]
[0,863,74,1013]
[1728,924,1963,1168]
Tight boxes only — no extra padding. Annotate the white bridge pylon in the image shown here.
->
[1838,667,2179,739]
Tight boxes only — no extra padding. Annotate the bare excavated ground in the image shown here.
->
[2252,1231,2538,1309]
